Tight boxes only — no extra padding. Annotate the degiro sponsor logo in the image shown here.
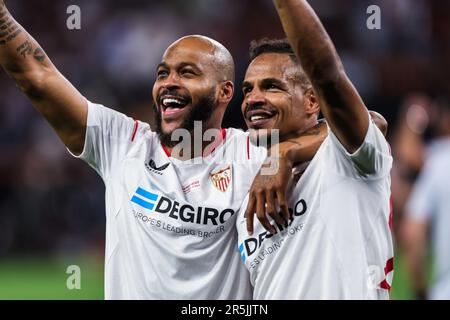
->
[130,187,235,225]
[239,199,307,263]
[131,187,158,209]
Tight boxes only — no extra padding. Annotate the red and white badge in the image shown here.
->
[210,166,232,193]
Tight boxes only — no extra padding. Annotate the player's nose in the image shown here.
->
[160,72,182,91]
[245,90,266,112]
[245,87,265,105]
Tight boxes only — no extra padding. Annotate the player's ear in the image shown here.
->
[304,88,320,115]
[218,80,234,104]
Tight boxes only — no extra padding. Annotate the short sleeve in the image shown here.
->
[68,100,150,181]
[328,113,393,178]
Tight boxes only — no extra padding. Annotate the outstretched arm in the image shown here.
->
[0,1,87,154]
[273,0,369,153]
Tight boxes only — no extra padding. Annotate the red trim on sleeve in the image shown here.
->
[131,120,139,142]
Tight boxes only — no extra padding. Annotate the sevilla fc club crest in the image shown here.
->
[210,166,232,192]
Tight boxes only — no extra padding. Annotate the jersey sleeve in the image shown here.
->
[328,112,393,178]
[68,100,150,181]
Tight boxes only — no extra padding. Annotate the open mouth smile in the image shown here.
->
[246,108,278,128]
[159,95,190,118]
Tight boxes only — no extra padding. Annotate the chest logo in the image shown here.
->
[210,166,232,193]
[146,159,170,175]
[149,159,170,171]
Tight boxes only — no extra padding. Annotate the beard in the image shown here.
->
[153,88,217,148]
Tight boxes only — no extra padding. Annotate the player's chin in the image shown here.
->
[162,120,183,133]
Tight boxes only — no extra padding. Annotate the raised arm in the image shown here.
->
[273,0,369,153]
[0,1,87,154]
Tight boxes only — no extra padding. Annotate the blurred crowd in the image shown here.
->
[0,0,449,298]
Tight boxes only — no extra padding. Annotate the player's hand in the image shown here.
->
[245,153,293,235]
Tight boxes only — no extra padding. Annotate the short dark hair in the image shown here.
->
[249,38,312,91]
[249,38,297,61]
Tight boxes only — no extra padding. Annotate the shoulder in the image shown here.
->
[87,100,152,138]
[326,119,392,178]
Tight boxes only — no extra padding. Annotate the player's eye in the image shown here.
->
[180,68,196,76]
[243,87,252,94]
[157,70,168,79]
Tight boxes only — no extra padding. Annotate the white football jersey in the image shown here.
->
[70,100,267,299]
[237,117,394,299]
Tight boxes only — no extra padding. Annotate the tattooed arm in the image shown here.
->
[0,1,87,154]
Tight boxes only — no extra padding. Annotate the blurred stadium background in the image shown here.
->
[0,0,449,299]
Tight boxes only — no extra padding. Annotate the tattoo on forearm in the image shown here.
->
[16,39,32,58]
[0,5,47,62]
[33,47,46,61]
[0,6,23,45]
